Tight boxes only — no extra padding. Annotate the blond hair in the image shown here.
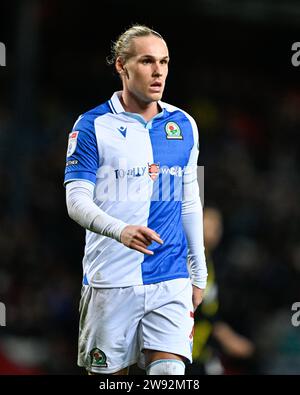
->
[107,24,164,66]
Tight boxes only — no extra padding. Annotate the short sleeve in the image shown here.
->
[64,115,99,186]
[182,115,201,209]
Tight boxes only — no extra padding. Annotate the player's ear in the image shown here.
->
[116,57,129,79]
[116,57,125,74]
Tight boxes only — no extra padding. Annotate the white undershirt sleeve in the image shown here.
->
[182,115,207,289]
[66,180,128,242]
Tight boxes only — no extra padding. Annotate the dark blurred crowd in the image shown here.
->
[190,78,300,374]
[0,95,83,373]
[1,2,300,375]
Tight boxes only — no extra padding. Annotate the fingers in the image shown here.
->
[135,233,152,246]
[131,240,154,255]
[192,287,204,311]
[134,246,154,256]
[140,228,164,245]
[130,228,163,255]
[120,225,164,255]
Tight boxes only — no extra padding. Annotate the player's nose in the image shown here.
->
[152,62,163,76]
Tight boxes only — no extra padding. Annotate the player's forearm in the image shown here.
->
[182,209,207,289]
[182,165,207,289]
[66,180,128,241]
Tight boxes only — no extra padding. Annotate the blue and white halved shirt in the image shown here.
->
[64,91,201,287]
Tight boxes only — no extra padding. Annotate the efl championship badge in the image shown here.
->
[67,131,79,157]
[90,348,108,368]
[165,122,183,140]
[148,163,160,181]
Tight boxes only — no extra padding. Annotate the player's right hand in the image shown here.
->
[120,225,163,255]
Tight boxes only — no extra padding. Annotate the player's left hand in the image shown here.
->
[192,286,204,311]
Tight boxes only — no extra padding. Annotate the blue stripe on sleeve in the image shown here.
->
[64,102,111,185]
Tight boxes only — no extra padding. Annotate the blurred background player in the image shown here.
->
[186,207,255,375]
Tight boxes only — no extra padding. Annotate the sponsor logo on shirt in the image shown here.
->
[113,165,185,179]
[114,166,146,179]
[66,159,78,167]
[160,166,184,177]
[148,163,160,181]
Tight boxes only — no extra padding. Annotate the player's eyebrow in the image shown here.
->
[139,55,169,61]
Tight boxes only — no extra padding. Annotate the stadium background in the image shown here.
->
[0,0,300,374]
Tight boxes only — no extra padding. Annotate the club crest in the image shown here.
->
[90,348,108,368]
[165,122,183,140]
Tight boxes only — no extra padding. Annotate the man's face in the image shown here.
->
[122,35,169,103]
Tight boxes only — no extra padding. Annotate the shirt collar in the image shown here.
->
[109,91,167,115]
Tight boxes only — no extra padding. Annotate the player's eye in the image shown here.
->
[142,59,152,64]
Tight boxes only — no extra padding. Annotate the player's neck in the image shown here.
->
[120,92,160,122]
